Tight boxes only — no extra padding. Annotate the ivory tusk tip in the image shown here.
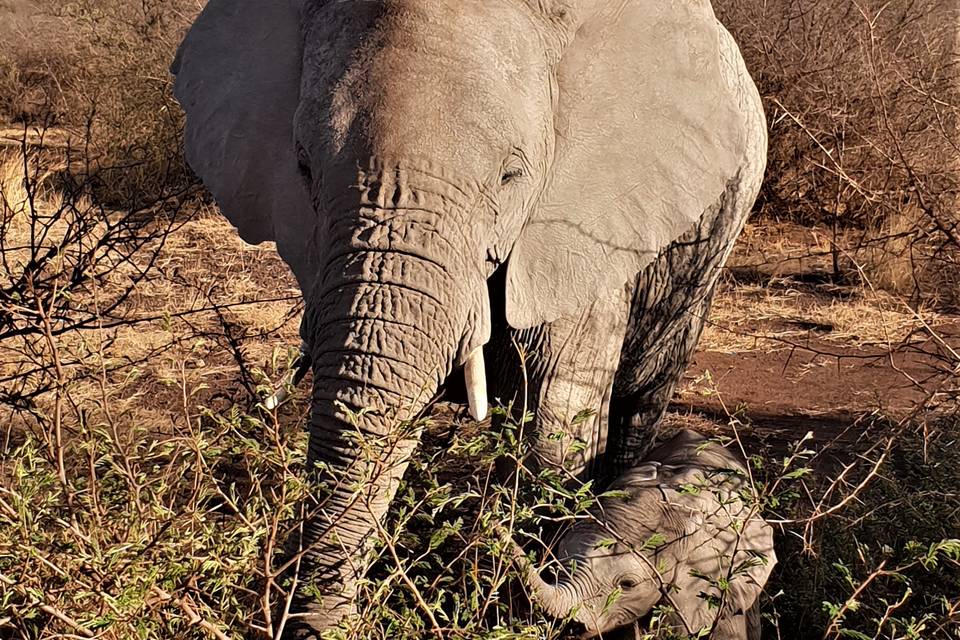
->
[469,401,488,422]
[263,387,288,411]
[463,346,488,422]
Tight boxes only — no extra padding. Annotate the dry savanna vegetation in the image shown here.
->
[0,1,958,639]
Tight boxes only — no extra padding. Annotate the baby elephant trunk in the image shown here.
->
[503,532,592,624]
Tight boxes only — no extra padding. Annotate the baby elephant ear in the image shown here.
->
[729,519,776,605]
[171,0,317,291]
[684,500,776,635]
[505,0,748,328]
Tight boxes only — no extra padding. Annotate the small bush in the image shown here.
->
[0,0,195,207]
[769,417,960,638]
[716,0,960,305]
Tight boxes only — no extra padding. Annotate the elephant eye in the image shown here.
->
[618,576,639,590]
[296,144,312,184]
[500,167,523,186]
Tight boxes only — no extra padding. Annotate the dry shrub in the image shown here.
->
[0,1,79,123]
[716,0,960,305]
[0,47,77,126]
[0,139,311,638]
[0,0,196,207]
[766,417,960,638]
[0,149,96,268]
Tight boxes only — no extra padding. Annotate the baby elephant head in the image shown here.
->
[520,430,776,639]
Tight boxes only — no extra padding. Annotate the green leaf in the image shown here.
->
[597,489,631,500]
[602,587,623,613]
[641,533,667,551]
[571,409,596,426]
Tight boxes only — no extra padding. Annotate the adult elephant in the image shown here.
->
[171,0,766,635]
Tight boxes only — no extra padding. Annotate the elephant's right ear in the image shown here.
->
[172,0,317,291]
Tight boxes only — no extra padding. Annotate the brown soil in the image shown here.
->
[679,332,958,421]
[661,220,959,444]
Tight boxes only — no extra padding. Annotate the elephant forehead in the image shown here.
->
[299,0,553,163]
[559,526,626,558]
[595,490,703,545]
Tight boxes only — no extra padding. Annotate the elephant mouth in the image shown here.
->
[565,605,654,640]
[545,608,624,640]
[573,620,641,640]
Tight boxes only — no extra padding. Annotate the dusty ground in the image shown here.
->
[116,214,959,446]
[671,222,959,453]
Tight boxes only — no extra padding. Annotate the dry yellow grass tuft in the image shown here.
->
[0,148,97,271]
[856,204,923,297]
[702,279,946,353]
[701,223,953,353]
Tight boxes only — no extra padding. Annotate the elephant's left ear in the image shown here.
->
[505,0,751,328]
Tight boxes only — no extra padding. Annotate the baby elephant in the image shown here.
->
[519,430,776,639]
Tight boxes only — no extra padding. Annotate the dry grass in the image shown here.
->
[703,279,947,353]
[699,224,952,353]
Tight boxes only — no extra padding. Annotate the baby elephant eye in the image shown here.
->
[618,576,640,591]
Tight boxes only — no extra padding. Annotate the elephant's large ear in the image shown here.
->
[505,0,746,328]
[171,0,316,290]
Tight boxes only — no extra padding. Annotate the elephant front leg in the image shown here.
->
[513,285,633,482]
[610,181,752,473]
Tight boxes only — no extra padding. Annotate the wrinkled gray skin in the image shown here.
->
[519,430,776,639]
[171,0,766,634]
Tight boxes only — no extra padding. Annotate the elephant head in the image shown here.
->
[518,431,776,639]
[171,0,754,631]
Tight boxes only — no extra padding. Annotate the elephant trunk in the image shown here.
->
[502,533,592,624]
[524,564,585,622]
[297,359,431,622]
[290,165,489,631]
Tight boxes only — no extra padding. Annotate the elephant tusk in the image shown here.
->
[263,389,286,411]
[263,370,294,410]
[263,343,311,411]
[463,346,488,421]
